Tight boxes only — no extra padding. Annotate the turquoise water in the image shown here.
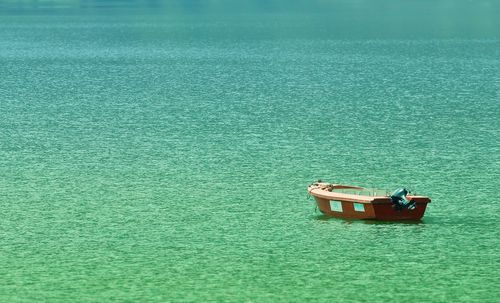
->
[1,1,499,302]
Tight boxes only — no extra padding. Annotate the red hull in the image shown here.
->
[308,183,431,221]
[313,197,428,220]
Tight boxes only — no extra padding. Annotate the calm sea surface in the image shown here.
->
[1,1,499,302]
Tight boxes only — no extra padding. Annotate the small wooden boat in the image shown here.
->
[308,181,431,221]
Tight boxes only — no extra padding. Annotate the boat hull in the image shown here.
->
[313,197,428,221]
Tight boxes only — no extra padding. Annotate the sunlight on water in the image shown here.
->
[0,1,499,302]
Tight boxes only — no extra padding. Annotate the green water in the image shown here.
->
[1,1,499,302]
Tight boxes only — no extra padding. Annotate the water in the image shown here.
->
[0,1,499,302]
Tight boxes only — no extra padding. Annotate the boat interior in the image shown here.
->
[319,183,390,197]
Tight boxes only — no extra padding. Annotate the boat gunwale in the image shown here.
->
[308,184,431,204]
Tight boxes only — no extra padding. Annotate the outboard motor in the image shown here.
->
[390,188,416,211]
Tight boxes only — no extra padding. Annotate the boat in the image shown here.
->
[307,181,431,221]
